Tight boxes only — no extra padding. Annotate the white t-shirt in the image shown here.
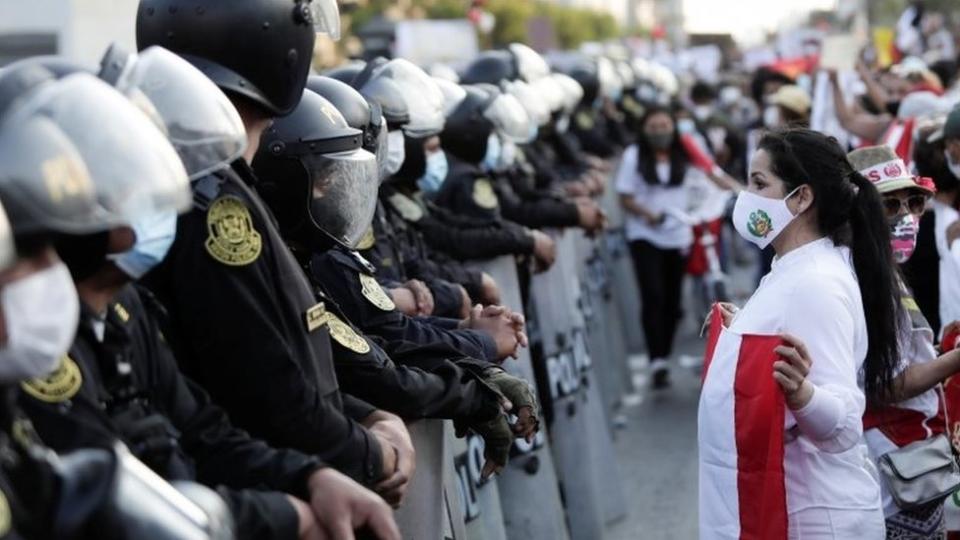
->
[933,200,960,334]
[726,238,880,515]
[615,144,702,249]
[864,291,940,518]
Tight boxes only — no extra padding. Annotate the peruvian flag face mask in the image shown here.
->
[890,212,919,264]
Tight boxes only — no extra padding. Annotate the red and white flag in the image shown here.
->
[700,305,788,540]
[881,117,916,168]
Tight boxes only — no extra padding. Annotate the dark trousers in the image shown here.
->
[629,239,686,360]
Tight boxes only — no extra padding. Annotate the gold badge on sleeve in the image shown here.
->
[21,355,83,403]
[472,178,498,209]
[325,312,371,354]
[205,196,263,266]
[359,273,396,311]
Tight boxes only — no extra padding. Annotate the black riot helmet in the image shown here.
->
[567,63,600,107]
[253,90,379,250]
[136,0,341,116]
[441,84,530,164]
[460,51,518,85]
[323,63,365,85]
[306,75,388,180]
[441,85,496,164]
[324,62,410,128]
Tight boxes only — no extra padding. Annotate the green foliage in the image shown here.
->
[350,0,621,49]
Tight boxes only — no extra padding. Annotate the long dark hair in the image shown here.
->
[635,105,687,187]
[758,128,902,404]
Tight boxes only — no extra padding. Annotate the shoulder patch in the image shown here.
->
[325,311,371,354]
[388,193,424,222]
[359,273,396,311]
[0,488,9,537]
[21,356,83,403]
[575,110,595,130]
[205,196,262,266]
[472,178,499,210]
[356,227,376,251]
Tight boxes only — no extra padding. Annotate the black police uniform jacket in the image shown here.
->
[360,200,475,318]
[310,247,500,363]
[142,161,383,486]
[302,278,502,423]
[19,285,326,540]
[386,173,535,261]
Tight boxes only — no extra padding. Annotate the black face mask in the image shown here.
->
[885,100,901,117]
[55,231,110,282]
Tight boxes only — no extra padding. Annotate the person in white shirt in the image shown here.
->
[616,105,725,388]
[700,128,903,539]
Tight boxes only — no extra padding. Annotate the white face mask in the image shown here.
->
[693,105,713,122]
[732,186,802,249]
[499,140,518,170]
[0,262,80,382]
[945,149,960,180]
[385,130,406,177]
[763,105,781,129]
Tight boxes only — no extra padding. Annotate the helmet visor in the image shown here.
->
[532,76,565,114]
[309,0,341,40]
[371,115,390,181]
[504,80,550,127]
[373,59,446,138]
[483,93,531,143]
[434,78,468,117]
[510,43,550,82]
[306,148,379,249]
[8,73,190,224]
[116,46,247,180]
[0,114,104,237]
[552,73,584,115]
[0,202,14,270]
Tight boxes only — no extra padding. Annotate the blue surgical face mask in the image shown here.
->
[527,124,539,142]
[417,150,449,195]
[107,210,178,279]
[482,134,502,172]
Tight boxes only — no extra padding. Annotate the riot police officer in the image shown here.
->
[0,62,237,540]
[135,0,414,503]
[305,75,471,319]
[252,87,541,477]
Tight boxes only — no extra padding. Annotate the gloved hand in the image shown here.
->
[482,368,540,442]
[471,414,514,479]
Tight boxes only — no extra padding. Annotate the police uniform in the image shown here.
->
[143,161,383,486]
[19,285,325,540]
[492,163,582,229]
[306,281,503,423]
[360,200,476,318]
[571,105,618,158]
[309,247,500,363]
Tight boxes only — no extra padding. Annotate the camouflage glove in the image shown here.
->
[471,414,514,479]
[482,368,541,441]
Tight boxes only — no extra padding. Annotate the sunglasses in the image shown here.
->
[882,194,927,218]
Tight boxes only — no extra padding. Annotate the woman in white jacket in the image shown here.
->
[699,129,902,539]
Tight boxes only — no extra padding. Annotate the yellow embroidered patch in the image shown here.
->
[325,311,371,354]
[472,178,498,210]
[205,196,262,266]
[305,302,328,333]
[359,273,396,311]
[902,297,920,312]
[113,302,131,323]
[575,111,595,130]
[21,356,83,403]
[0,488,10,537]
[356,227,376,251]
[388,193,424,222]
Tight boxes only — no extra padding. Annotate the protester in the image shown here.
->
[700,128,901,539]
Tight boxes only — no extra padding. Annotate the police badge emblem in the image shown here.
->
[325,312,371,354]
[359,273,396,311]
[472,178,498,210]
[205,196,263,266]
[21,356,83,403]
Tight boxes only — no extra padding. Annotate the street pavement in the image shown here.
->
[604,247,758,540]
